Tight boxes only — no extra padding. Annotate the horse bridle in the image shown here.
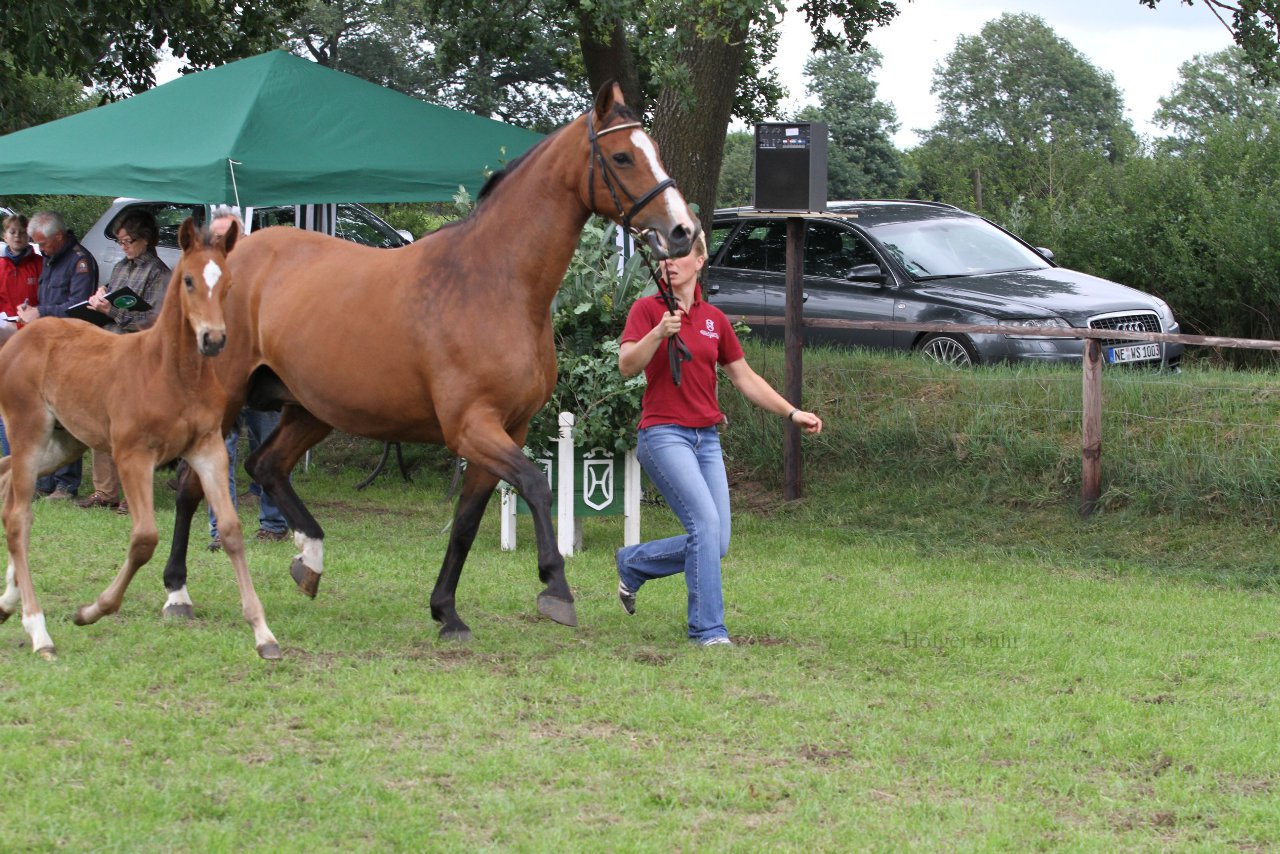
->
[586,111,678,247]
[585,111,692,385]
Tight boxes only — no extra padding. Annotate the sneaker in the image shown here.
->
[45,488,75,501]
[208,534,222,552]
[699,636,733,647]
[255,528,288,542]
[75,492,118,510]
[615,548,636,616]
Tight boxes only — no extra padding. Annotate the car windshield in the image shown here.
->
[866,216,1051,280]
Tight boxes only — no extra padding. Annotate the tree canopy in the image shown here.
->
[795,48,902,199]
[927,13,1132,159]
[0,0,302,129]
[1154,45,1280,151]
[1139,0,1280,82]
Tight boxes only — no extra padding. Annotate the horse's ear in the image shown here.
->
[178,217,198,252]
[593,79,625,123]
[218,220,240,255]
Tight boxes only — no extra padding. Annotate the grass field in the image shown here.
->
[3,348,1280,850]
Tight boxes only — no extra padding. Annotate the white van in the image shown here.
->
[83,199,413,286]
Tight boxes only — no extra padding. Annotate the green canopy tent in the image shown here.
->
[0,50,543,206]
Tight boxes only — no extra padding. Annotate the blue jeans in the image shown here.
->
[36,458,82,496]
[616,424,731,642]
[0,416,7,455]
[210,408,287,538]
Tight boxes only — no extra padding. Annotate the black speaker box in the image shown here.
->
[753,122,828,212]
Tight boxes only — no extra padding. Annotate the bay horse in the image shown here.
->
[0,218,280,660]
[162,82,697,640]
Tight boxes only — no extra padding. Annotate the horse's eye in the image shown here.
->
[183,274,194,291]
[612,152,633,166]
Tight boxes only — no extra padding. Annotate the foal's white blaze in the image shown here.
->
[165,586,194,609]
[22,612,53,652]
[0,559,18,614]
[294,531,324,575]
[629,129,695,235]
[202,259,222,294]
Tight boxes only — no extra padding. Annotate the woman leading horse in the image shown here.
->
[162,82,697,641]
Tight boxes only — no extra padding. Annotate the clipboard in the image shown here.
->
[66,286,153,327]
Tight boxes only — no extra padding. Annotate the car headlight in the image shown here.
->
[998,317,1071,338]
[1153,298,1178,330]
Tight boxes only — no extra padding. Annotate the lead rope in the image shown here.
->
[634,246,692,386]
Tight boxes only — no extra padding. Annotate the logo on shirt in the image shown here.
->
[699,318,720,341]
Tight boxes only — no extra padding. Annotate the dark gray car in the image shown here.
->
[707,201,1183,368]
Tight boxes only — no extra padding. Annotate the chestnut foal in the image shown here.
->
[0,218,278,660]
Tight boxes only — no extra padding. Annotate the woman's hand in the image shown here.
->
[653,309,683,339]
[88,288,111,313]
[788,409,823,435]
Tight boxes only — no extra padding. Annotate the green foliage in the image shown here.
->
[525,220,653,456]
[0,195,113,238]
[1139,0,1280,83]
[927,13,1133,156]
[1154,45,1280,153]
[794,47,902,199]
[715,130,755,208]
[0,0,302,130]
[289,0,586,130]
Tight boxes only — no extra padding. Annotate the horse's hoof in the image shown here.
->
[537,592,578,627]
[0,609,11,624]
[257,642,283,660]
[290,558,321,599]
[72,605,98,626]
[162,603,195,620]
[438,624,473,642]
[36,645,56,661]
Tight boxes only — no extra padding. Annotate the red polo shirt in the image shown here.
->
[622,291,744,429]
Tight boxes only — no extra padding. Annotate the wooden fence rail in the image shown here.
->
[722,315,1280,515]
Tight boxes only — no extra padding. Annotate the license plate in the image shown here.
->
[1106,343,1161,364]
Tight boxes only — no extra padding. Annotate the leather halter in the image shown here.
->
[586,111,678,237]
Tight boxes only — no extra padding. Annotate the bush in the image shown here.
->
[525,220,655,456]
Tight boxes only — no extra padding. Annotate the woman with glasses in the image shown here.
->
[76,210,171,512]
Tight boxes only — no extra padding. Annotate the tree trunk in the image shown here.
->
[650,22,749,225]
[575,9,644,112]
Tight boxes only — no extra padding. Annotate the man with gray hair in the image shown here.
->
[16,211,97,499]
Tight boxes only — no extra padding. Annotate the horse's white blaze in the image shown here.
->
[0,560,18,614]
[630,129,694,231]
[165,586,194,609]
[294,531,324,574]
[202,259,222,294]
[22,612,53,652]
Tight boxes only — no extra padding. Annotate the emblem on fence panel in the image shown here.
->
[582,455,615,511]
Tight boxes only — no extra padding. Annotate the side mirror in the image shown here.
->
[1036,247,1055,261]
[847,263,887,284]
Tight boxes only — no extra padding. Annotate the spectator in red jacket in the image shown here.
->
[0,212,42,454]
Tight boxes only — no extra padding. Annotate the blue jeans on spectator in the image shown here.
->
[210,408,287,539]
[0,416,7,456]
[36,458,82,497]
[615,424,732,643]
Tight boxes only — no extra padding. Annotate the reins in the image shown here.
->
[586,111,692,386]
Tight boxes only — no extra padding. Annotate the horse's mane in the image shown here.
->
[420,103,640,239]
[475,103,641,205]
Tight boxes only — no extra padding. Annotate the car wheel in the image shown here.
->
[917,333,979,366]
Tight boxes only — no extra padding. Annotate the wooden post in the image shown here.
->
[1080,338,1103,517]
[783,216,804,501]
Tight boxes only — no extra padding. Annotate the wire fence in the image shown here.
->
[729,332,1280,519]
